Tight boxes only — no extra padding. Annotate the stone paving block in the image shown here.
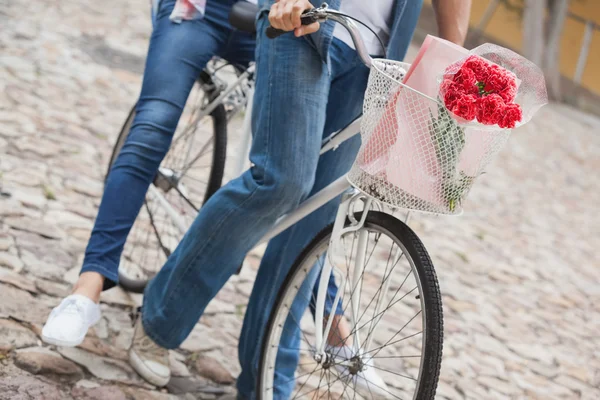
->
[58,347,151,388]
[0,267,38,293]
[0,319,39,350]
[0,283,51,325]
[71,385,128,400]
[0,374,70,400]
[14,347,84,381]
[193,355,234,385]
[0,251,24,271]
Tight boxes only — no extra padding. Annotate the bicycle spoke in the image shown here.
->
[363,330,423,356]
[356,373,406,400]
[362,242,398,350]
[268,364,324,393]
[352,272,416,352]
[365,363,417,381]
[363,310,422,361]
[364,376,375,400]
[308,367,348,399]
[369,354,422,359]
[290,363,323,400]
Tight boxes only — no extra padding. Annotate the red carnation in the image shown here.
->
[498,103,523,129]
[440,78,456,94]
[454,66,478,94]
[441,79,462,110]
[451,94,478,121]
[486,65,504,87]
[477,94,506,125]
[498,80,518,103]
[462,55,489,82]
[486,65,518,102]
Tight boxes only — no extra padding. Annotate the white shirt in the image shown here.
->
[333,0,396,56]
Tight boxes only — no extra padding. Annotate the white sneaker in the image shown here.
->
[129,315,171,387]
[42,294,101,347]
[328,345,391,398]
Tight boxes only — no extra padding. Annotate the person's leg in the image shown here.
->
[42,0,225,346]
[237,38,371,399]
[140,16,330,350]
[309,257,351,347]
[79,0,223,291]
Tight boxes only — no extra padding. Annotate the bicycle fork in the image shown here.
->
[313,189,374,362]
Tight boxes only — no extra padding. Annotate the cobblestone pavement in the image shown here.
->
[1,0,599,399]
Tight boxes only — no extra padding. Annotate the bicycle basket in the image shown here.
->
[347,59,511,215]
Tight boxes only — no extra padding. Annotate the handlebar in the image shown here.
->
[265,5,373,68]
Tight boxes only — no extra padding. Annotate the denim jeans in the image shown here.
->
[81,0,254,286]
[140,9,374,397]
[82,0,342,311]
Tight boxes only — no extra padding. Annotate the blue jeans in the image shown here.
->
[81,0,255,285]
[83,0,342,312]
[141,11,373,399]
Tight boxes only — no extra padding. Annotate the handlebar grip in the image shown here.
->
[266,26,287,39]
[266,13,318,39]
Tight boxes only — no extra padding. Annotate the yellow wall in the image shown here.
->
[423,0,600,95]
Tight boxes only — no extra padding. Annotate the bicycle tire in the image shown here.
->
[257,211,443,399]
[106,82,228,293]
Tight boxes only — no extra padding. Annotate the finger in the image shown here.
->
[294,21,320,37]
[290,0,305,29]
[268,4,280,28]
[269,4,285,30]
[280,0,297,31]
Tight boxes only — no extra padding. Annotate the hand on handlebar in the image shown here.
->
[268,0,320,37]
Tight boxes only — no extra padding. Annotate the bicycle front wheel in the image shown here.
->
[258,211,443,399]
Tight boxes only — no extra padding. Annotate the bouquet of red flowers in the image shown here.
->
[441,55,522,129]
[427,46,547,211]
[431,54,525,210]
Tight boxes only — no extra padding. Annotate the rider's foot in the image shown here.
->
[129,315,171,387]
[328,345,391,398]
[42,294,101,347]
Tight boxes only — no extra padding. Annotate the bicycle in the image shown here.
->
[109,4,444,399]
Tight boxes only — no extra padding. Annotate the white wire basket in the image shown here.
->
[347,59,511,215]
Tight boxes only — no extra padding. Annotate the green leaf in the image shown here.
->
[430,99,472,211]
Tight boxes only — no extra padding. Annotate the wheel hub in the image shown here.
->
[317,350,366,375]
[321,354,333,370]
[347,355,365,375]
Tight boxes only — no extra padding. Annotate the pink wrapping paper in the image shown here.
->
[402,35,469,97]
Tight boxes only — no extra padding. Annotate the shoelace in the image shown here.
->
[59,298,85,317]
[133,319,168,361]
[135,335,169,362]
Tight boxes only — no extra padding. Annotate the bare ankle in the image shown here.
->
[72,272,105,303]
[326,315,352,348]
